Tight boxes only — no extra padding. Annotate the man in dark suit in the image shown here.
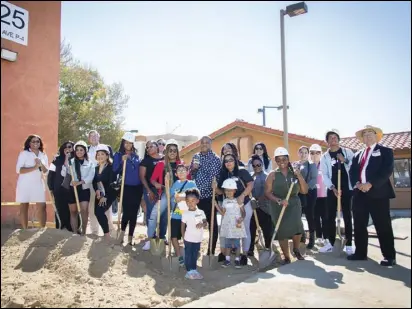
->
[349,125,396,266]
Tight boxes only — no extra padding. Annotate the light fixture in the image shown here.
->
[285,2,308,17]
[1,48,18,62]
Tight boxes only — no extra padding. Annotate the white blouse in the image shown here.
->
[61,158,95,190]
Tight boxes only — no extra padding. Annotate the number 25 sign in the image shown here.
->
[1,1,29,46]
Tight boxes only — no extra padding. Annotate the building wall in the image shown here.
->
[392,149,411,210]
[180,127,326,165]
[1,1,61,224]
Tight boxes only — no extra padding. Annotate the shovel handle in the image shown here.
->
[165,174,172,261]
[42,173,61,229]
[117,159,127,233]
[68,164,83,233]
[209,177,216,259]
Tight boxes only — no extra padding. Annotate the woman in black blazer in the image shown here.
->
[93,144,117,242]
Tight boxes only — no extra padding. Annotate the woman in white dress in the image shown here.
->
[16,134,49,229]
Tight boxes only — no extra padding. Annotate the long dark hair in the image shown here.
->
[219,154,240,181]
[253,142,270,170]
[23,134,44,152]
[74,145,88,181]
[55,141,74,164]
[118,139,137,155]
[220,143,240,159]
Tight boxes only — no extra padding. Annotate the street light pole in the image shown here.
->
[279,2,308,151]
[280,9,289,151]
[257,105,289,127]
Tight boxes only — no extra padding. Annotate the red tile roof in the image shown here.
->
[341,131,411,151]
[180,120,327,155]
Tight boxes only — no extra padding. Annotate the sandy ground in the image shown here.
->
[1,221,273,308]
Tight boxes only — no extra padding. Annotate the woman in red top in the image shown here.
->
[149,139,185,243]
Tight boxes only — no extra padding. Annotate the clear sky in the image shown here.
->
[61,1,411,140]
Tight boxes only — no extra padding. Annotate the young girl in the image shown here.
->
[61,140,95,235]
[93,144,116,243]
[166,165,197,267]
[216,178,247,269]
[181,188,207,280]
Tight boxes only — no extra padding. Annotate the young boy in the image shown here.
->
[168,164,197,267]
[216,178,246,269]
[181,188,208,280]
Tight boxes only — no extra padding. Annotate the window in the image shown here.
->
[393,159,411,188]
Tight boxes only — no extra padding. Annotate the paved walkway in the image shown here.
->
[183,218,411,308]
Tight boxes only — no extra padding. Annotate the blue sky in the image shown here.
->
[61,1,411,140]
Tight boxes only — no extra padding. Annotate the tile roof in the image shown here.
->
[341,131,411,151]
[180,120,327,156]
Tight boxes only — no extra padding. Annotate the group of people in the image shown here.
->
[15,124,397,280]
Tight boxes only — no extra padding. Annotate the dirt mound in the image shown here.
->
[1,227,260,308]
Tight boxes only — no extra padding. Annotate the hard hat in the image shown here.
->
[298,145,309,153]
[325,129,340,142]
[274,147,289,157]
[166,139,179,147]
[222,178,237,190]
[309,144,322,152]
[122,132,135,143]
[96,144,110,154]
[74,140,87,149]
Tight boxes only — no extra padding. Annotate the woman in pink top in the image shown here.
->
[309,144,328,246]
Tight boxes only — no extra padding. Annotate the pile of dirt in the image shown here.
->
[1,227,262,308]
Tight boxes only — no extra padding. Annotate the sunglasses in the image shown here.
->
[255,147,263,151]
[168,148,178,153]
[158,143,165,146]
[224,159,235,163]
[146,144,157,149]
[31,140,40,144]
[65,145,73,149]
[252,163,262,168]
[310,151,321,155]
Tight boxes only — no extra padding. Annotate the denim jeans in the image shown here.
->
[147,192,168,239]
[184,241,200,271]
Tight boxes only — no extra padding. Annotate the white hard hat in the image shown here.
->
[222,178,237,190]
[325,129,340,141]
[166,139,179,147]
[96,144,110,154]
[122,132,135,143]
[274,147,289,157]
[309,144,322,152]
[74,140,87,149]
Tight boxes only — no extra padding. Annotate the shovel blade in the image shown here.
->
[332,238,344,256]
[161,256,181,273]
[258,250,276,271]
[150,239,165,256]
[201,255,219,270]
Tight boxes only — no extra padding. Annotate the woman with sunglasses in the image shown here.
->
[309,144,328,246]
[248,155,273,256]
[247,142,272,173]
[16,134,49,229]
[220,143,245,166]
[47,141,75,230]
[265,147,308,263]
[61,140,95,235]
[214,153,254,265]
[113,132,144,245]
[140,140,163,250]
[148,140,184,249]
[157,138,166,156]
[296,145,318,249]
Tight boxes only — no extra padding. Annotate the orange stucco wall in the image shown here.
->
[180,127,327,165]
[1,1,61,224]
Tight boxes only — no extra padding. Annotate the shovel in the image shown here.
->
[150,195,166,256]
[202,177,219,269]
[42,173,61,229]
[116,159,127,241]
[68,161,83,234]
[161,173,181,272]
[258,178,298,270]
[333,161,346,255]
[254,209,266,251]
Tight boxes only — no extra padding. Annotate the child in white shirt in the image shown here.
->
[216,178,246,269]
[181,188,208,280]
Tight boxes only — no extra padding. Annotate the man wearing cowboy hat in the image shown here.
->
[319,129,355,255]
[348,125,396,266]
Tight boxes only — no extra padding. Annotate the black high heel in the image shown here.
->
[293,248,305,260]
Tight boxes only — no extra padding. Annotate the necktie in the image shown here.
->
[359,147,371,182]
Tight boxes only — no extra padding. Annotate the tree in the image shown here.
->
[58,41,128,150]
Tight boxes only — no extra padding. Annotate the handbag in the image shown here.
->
[238,176,259,210]
[61,172,72,190]
[110,174,122,191]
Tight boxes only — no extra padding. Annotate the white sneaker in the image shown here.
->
[142,241,151,251]
[345,246,354,255]
[316,238,324,246]
[319,240,333,253]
